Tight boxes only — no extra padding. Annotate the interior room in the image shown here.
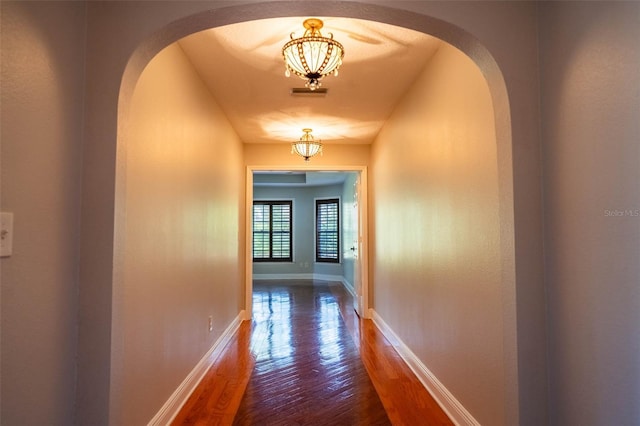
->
[1,2,638,426]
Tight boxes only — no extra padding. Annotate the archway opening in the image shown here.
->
[113,4,516,426]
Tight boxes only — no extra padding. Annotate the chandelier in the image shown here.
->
[291,128,323,161]
[282,18,345,90]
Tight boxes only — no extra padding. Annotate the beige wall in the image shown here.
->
[539,3,640,425]
[111,43,244,425]
[371,43,505,425]
[244,143,370,168]
[0,2,85,424]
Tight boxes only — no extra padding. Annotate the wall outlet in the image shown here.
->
[208,316,213,332]
[0,212,14,257]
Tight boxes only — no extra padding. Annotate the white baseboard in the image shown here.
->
[340,277,356,298]
[148,312,244,426]
[253,273,313,280]
[252,274,355,297]
[253,273,344,283]
[314,273,346,283]
[370,310,480,426]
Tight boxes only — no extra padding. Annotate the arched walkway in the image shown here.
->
[91,3,521,425]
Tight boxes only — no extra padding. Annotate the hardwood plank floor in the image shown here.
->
[172,280,453,426]
[233,282,390,425]
[328,284,453,426]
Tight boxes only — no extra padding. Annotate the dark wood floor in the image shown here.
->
[172,280,453,426]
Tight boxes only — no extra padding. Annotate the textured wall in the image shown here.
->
[112,43,244,425]
[539,2,640,425]
[0,2,85,424]
[371,43,505,425]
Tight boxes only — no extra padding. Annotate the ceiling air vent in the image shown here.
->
[290,87,328,97]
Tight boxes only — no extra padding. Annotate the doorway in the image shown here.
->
[245,166,369,320]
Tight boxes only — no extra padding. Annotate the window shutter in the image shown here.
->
[316,199,339,263]
[253,201,292,262]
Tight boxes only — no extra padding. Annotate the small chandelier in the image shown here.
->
[291,128,323,161]
[282,18,345,90]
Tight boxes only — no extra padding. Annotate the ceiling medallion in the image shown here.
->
[282,18,345,91]
[291,128,323,161]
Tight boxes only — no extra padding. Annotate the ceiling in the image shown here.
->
[178,17,442,146]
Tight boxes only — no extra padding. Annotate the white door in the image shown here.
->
[351,175,366,317]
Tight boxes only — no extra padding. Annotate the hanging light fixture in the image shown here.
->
[282,18,345,90]
[291,128,323,161]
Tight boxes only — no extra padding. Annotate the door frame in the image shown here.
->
[244,165,369,320]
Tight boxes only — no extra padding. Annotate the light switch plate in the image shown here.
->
[1,212,14,257]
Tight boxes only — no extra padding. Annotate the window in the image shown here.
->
[316,198,339,263]
[253,201,293,262]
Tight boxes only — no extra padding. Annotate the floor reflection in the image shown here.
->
[318,293,342,365]
[252,288,292,360]
[233,281,391,425]
[252,283,346,365]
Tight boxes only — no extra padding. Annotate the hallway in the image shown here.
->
[172,281,453,425]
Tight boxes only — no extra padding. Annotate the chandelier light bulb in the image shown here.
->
[291,128,323,161]
[282,18,345,90]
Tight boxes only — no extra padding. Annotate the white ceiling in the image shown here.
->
[178,17,441,146]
